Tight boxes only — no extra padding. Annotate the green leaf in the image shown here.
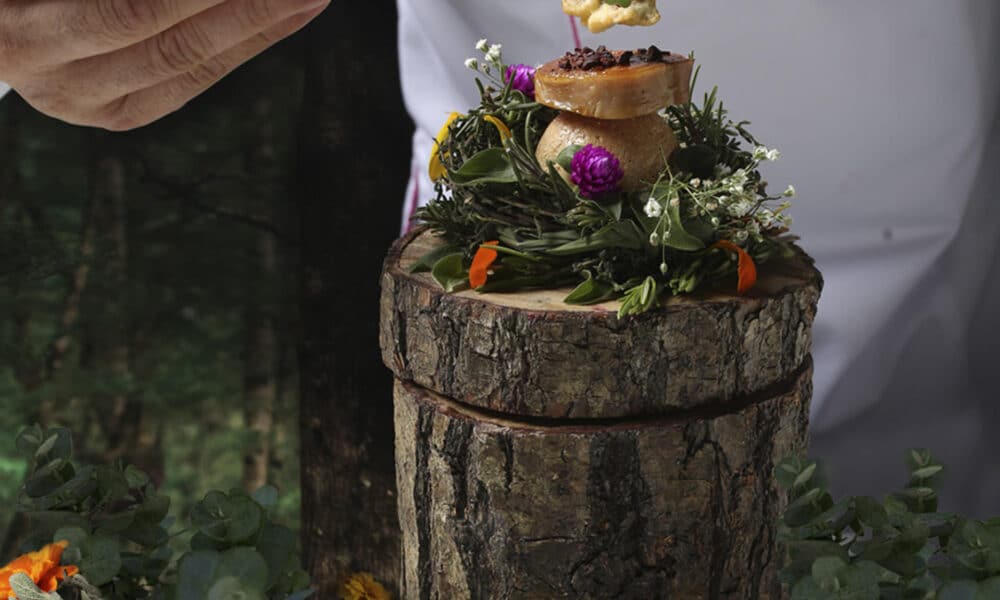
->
[53,526,89,548]
[938,580,977,600]
[547,221,646,255]
[216,547,269,591]
[191,491,264,545]
[555,144,583,171]
[564,273,615,305]
[207,577,266,600]
[662,200,705,251]
[177,550,221,600]
[910,465,943,480]
[256,522,297,588]
[794,463,818,489]
[80,535,122,586]
[251,485,278,509]
[449,148,517,184]
[430,253,468,293]
[410,244,461,274]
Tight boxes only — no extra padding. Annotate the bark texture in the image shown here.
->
[394,363,812,600]
[381,229,823,418]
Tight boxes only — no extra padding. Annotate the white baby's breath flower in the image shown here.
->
[716,164,732,177]
[711,217,721,227]
[644,197,662,218]
[649,232,660,246]
[766,149,781,161]
[464,58,478,70]
[690,178,701,188]
[730,200,753,217]
[736,229,749,242]
[753,146,769,161]
[669,196,680,208]
[476,38,489,52]
[783,185,797,198]
[486,44,502,63]
[660,262,669,275]
[706,202,718,211]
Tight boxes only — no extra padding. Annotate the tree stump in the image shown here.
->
[380,229,822,599]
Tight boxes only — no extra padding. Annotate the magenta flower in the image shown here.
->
[570,145,624,198]
[504,64,536,99]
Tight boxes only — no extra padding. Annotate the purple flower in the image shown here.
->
[504,64,536,99]
[570,145,624,198]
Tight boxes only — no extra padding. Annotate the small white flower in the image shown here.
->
[783,185,796,198]
[716,164,733,177]
[733,168,748,183]
[486,44,502,63]
[730,200,753,217]
[706,202,718,211]
[753,146,769,161]
[669,196,681,208]
[464,58,478,70]
[736,230,749,242]
[711,217,721,227]
[660,262,669,275]
[748,221,761,236]
[678,142,688,149]
[690,178,701,188]
[766,149,781,162]
[476,38,489,52]
[649,232,660,246]
[644,197,662,218]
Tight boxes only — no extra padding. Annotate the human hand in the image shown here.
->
[0,0,329,130]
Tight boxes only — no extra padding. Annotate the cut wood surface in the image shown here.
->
[394,361,812,600]
[380,228,822,419]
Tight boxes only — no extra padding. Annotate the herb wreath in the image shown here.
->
[416,41,797,317]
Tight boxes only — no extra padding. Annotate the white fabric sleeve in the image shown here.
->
[0,82,10,99]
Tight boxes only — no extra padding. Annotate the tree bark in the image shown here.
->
[240,94,281,494]
[294,2,412,594]
[381,230,823,418]
[382,230,822,599]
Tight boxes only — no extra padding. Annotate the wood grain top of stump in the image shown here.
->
[380,228,822,419]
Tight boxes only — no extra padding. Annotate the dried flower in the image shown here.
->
[428,112,461,181]
[644,197,662,218]
[570,145,624,198]
[0,541,80,598]
[504,64,536,99]
[341,572,392,600]
[469,240,500,289]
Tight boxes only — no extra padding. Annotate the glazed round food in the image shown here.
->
[534,46,694,120]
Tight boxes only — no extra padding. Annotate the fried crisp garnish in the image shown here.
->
[563,0,660,33]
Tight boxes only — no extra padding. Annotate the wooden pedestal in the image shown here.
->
[380,229,822,599]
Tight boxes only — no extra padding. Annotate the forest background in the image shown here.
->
[0,2,410,596]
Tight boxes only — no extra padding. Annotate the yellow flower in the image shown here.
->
[483,115,512,142]
[0,541,80,598]
[428,112,461,181]
[340,572,391,600]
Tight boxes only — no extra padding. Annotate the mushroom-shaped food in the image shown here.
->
[535,46,694,120]
[536,111,678,193]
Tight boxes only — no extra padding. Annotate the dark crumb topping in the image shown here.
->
[556,45,683,71]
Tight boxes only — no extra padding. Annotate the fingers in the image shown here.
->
[11,0,230,64]
[97,3,327,131]
[70,0,330,103]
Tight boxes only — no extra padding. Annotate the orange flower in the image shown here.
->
[713,239,757,294]
[469,240,500,289]
[0,540,80,598]
[483,115,512,142]
[340,572,392,600]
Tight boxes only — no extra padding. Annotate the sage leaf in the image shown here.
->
[564,273,614,305]
[662,201,705,251]
[410,244,461,274]
[555,144,583,171]
[431,253,468,293]
[450,148,516,184]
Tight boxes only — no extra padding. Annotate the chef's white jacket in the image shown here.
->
[397,0,1000,512]
[2,0,998,511]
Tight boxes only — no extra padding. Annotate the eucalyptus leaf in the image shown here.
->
[80,535,122,586]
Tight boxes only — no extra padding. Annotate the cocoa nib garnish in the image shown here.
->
[558,45,680,71]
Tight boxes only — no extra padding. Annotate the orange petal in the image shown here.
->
[429,112,461,181]
[469,240,500,289]
[713,240,758,294]
[483,115,512,142]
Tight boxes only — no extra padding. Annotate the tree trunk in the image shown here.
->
[381,230,823,599]
[294,2,412,594]
[242,96,279,494]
